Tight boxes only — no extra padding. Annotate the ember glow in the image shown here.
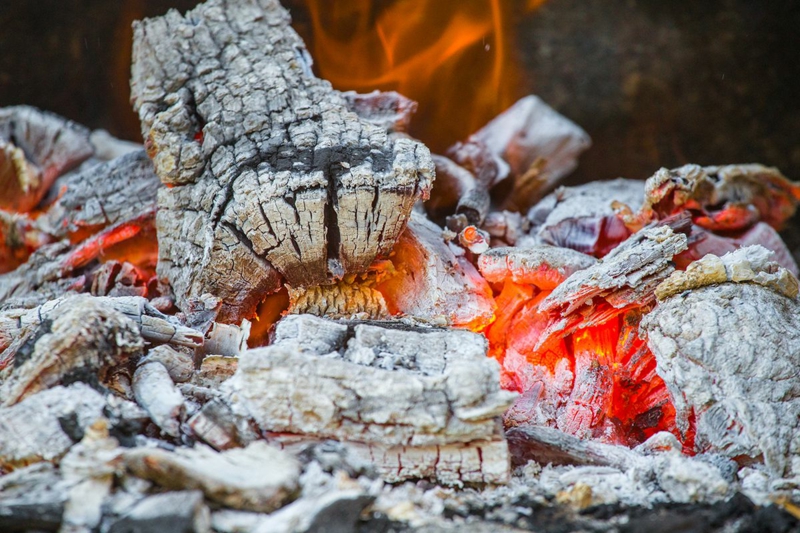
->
[299,0,542,151]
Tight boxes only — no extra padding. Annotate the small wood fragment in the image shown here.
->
[124,442,301,513]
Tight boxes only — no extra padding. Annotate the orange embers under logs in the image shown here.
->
[480,250,686,448]
[298,0,543,152]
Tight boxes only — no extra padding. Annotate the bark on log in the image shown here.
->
[130,0,434,323]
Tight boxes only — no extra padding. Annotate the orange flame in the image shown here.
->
[298,0,544,152]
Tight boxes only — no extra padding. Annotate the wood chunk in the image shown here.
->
[478,245,596,289]
[40,150,159,239]
[133,361,186,438]
[0,106,94,213]
[641,164,800,231]
[472,95,591,208]
[223,315,515,447]
[124,442,301,512]
[342,90,417,133]
[540,225,688,318]
[131,0,434,322]
[376,212,496,329]
[655,245,799,300]
[106,491,211,533]
[643,281,800,476]
[524,178,644,256]
[0,295,144,406]
[0,384,106,472]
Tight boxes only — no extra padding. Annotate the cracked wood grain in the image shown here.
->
[131,0,434,323]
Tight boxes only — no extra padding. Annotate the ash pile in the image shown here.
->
[2,0,800,532]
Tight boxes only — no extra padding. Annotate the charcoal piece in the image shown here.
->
[642,164,800,231]
[130,0,434,322]
[523,178,644,256]
[426,154,479,223]
[39,150,159,239]
[342,90,417,133]
[472,95,591,208]
[446,140,503,226]
[124,441,300,512]
[90,261,148,298]
[223,315,515,447]
[643,278,800,476]
[540,225,688,319]
[141,345,194,383]
[0,463,68,532]
[0,106,94,213]
[106,490,211,533]
[0,384,105,471]
[188,399,240,451]
[133,361,186,438]
[478,245,596,289]
[272,314,348,355]
[505,424,639,469]
[0,295,144,406]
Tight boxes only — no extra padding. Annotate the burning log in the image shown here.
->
[643,246,800,476]
[130,0,434,323]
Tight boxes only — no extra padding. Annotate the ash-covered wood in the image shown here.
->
[0,296,144,406]
[0,384,106,472]
[224,315,514,447]
[478,245,596,289]
[341,90,417,133]
[377,212,495,329]
[132,361,186,438]
[540,224,688,319]
[131,0,434,322]
[523,178,644,256]
[124,442,300,512]
[0,106,94,213]
[643,250,800,477]
[39,149,159,239]
[472,95,591,211]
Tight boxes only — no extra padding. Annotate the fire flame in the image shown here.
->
[297,0,544,151]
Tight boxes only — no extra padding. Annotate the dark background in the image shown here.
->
[1,0,799,184]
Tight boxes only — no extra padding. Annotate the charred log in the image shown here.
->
[130,0,434,322]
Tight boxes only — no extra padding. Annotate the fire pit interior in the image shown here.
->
[1,1,800,532]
